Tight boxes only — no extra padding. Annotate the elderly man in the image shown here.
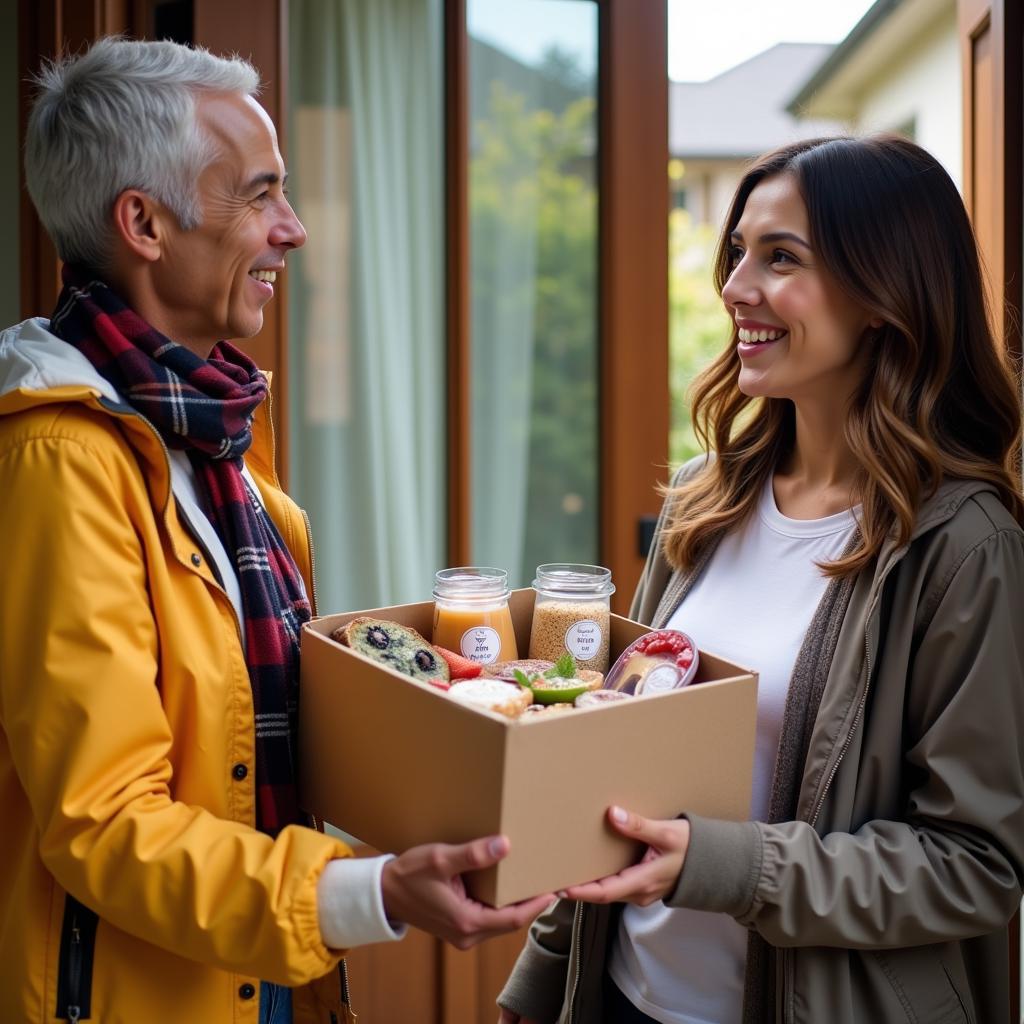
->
[0,38,550,1024]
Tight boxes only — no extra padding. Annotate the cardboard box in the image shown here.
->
[300,589,757,907]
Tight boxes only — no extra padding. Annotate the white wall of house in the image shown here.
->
[850,8,961,191]
[678,160,746,231]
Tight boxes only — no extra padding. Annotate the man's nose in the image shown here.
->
[271,201,307,251]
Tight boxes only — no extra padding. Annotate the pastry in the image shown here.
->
[574,688,632,708]
[522,701,576,718]
[332,617,449,686]
[447,679,533,718]
[482,658,554,683]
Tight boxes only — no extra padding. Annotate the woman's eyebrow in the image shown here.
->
[730,228,811,249]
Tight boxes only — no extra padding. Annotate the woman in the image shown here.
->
[497,135,1024,1023]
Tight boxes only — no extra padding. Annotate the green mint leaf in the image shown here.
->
[513,669,532,689]
[546,652,577,678]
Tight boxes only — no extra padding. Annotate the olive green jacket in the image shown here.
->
[499,472,1024,1023]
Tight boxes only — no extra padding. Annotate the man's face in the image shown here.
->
[150,92,306,354]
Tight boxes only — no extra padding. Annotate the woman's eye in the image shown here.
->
[727,245,744,267]
[771,248,797,266]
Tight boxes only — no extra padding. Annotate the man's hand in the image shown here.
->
[381,835,553,949]
[558,806,690,906]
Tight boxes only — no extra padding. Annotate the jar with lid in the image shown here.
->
[528,564,615,673]
[432,567,519,665]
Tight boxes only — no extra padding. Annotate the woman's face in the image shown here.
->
[721,173,876,406]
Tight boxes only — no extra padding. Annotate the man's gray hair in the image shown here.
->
[25,37,260,270]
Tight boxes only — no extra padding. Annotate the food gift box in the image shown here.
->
[299,589,757,907]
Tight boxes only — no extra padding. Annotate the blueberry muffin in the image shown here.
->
[332,617,449,686]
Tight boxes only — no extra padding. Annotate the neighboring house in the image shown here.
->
[788,0,960,190]
[669,43,842,229]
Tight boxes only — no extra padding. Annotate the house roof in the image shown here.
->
[670,43,843,160]
[787,0,953,118]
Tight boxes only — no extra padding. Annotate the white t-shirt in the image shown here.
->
[608,476,859,1024]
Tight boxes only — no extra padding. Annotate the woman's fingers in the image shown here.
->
[560,859,665,905]
[557,809,692,905]
[607,806,689,852]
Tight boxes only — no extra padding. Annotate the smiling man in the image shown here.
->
[0,38,550,1024]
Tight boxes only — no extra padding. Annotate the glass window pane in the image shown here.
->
[468,0,599,588]
[286,0,445,612]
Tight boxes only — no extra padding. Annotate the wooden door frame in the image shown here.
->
[597,0,669,614]
[959,0,1023,362]
[959,3,1023,1015]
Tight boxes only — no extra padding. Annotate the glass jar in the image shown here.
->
[528,564,615,673]
[432,567,519,665]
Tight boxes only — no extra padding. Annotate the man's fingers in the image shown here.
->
[438,834,510,877]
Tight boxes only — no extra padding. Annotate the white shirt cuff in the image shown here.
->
[317,855,408,949]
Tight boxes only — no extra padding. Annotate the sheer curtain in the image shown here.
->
[467,3,600,586]
[287,0,445,612]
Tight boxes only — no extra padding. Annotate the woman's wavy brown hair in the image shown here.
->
[663,134,1024,576]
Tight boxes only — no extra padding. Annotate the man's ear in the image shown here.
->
[111,189,165,263]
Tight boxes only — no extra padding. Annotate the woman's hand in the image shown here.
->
[559,806,691,906]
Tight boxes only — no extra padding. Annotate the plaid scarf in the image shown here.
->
[50,268,310,837]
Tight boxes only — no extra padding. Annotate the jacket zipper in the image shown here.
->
[807,592,881,829]
[55,894,99,1022]
[259,386,318,615]
[300,506,319,615]
[339,958,356,1021]
[783,563,893,1022]
[566,902,585,1022]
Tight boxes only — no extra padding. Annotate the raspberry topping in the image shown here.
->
[633,629,694,667]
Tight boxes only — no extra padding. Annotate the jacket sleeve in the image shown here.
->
[497,897,576,1021]
[0,428,351,985]
[667,526,1024,948]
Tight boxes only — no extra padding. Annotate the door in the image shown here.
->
[959,2,1023,1017]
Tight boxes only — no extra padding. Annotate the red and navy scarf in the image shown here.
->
[50,268,310,837]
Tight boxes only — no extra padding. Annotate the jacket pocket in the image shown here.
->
[874,948,973,1024]
[55,893,99,1022]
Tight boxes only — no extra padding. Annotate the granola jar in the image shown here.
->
[528,564,615,673]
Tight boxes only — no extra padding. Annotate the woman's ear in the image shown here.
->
[110,189,163,263]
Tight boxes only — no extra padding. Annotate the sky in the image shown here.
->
[669,0,878,81]
[467,0,879,84]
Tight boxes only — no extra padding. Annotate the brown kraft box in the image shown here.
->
[299,588,758,907]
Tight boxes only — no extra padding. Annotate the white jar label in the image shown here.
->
[565,620,602,662]
[460,626,502,664]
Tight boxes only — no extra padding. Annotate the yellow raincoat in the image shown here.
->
[0,319,353,1023]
